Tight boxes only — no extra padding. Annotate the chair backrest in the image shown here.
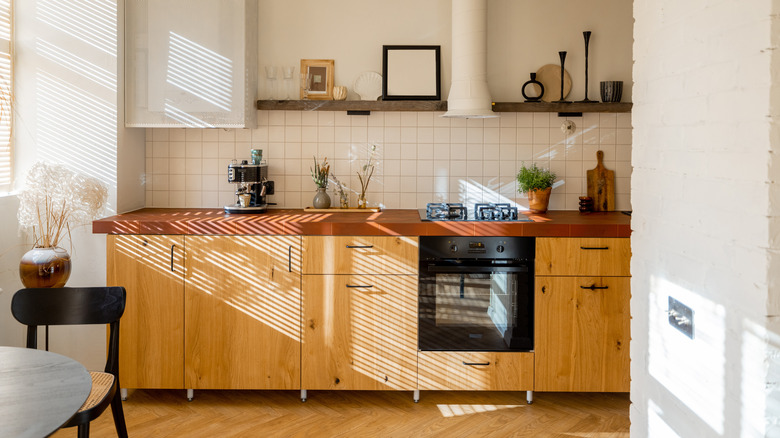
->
[11,287,127,374]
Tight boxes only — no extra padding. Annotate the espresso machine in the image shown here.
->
[224,160,274,214]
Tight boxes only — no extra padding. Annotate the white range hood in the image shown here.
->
[442,0,497,119]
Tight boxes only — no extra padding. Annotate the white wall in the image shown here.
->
[0,0,144,369]
[631,0,779,436]
[257,0,632,102]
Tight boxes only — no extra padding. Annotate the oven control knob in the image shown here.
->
[450,244,458,253]
[496,245,505,253]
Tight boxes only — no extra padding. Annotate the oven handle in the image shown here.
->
[424,265,528,273]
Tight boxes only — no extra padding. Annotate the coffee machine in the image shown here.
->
[224,160,274,214]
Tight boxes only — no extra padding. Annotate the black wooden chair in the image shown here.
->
[11,287,129,438]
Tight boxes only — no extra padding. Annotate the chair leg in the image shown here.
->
[110,389,129,438]
[78,422,89,438]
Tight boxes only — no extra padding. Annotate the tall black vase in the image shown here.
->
[553,51,571,103]
[577,31,597,103]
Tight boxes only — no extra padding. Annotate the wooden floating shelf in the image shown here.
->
[257,100,447,112]
[492,101,633,113]
[257,100,631,113]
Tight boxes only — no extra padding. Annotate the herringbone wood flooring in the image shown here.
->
[51,390,629,437]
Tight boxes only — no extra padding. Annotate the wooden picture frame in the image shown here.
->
[300,59,334,100]
[382,45,441,100]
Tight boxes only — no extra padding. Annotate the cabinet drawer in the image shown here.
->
[535,238,630,276]
[418,351,534,391]
[302,236,418,274]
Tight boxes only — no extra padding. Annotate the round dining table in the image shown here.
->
[0,346,92,438]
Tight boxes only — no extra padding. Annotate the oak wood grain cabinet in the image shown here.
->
[418,351,534,391]
[108,234,302,398]
[301,236,418,394]
[107,235,185,390]
[534,238,631,392]
[184,235,302,390]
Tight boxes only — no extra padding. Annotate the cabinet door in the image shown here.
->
[125,0,257,128]
[302,274,417,390]
[535,238,631,276]
[418,352,534,391]
[184,235,301,389]
[534,276,630,392]
[302,236,418,275]
[107,234,185,389]
[374,275,418,390]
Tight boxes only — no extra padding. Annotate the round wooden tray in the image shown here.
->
[533,64,572,103]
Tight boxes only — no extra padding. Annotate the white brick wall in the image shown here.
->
[144,111,632,211]
[632,0,778,436]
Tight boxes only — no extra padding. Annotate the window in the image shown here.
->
[0,0,12,191]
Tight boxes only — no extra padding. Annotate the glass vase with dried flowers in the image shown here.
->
[356,144,377,209]
[17,162,108,287]
[310,156,331,209]
[330,173,349,208]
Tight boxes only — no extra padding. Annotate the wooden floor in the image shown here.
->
[52,390,629,438]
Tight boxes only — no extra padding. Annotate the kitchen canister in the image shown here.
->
[600,81,623,102]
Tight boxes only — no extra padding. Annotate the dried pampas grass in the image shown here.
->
[17,162,108,248]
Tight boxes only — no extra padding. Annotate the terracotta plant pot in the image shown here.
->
[19,246,71,288]
[527,187,552,213]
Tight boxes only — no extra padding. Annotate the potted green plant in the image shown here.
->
[517,163,556,213]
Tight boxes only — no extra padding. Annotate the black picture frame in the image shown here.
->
[382,45,441,101]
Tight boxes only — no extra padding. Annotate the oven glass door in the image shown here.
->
[418,261,533,351]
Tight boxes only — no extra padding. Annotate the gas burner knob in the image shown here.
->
[450,244,458,253]
[496,245,505,253]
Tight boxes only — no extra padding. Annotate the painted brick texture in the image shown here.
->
[632,0,778,436]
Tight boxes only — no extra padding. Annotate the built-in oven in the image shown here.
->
[418,236,535,352]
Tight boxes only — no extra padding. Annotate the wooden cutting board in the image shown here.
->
[587,150,615,211]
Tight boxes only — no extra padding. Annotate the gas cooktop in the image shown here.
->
[419,203,532,222]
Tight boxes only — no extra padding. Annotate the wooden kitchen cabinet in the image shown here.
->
[418,351,534,391]
[301,236,419,391]
[302,236,418,275]
[302,274,418,391]
[534,276,630,392]
[534,237,631,392]
[184,235,302,390]
[535,237,631,276]
[107,234,185,389]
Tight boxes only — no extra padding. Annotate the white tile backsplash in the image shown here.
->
[144,110,633,211]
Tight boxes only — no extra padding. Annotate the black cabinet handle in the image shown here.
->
[288,245,293,272]
[141,239,148,246]
[462,361,490,366]
[580,285,609,290]
[346,284,373,289]
[346,245,373,249]
[170,245,176,272]
[580,246,609,250]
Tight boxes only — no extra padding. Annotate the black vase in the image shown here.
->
[553,51,571,103]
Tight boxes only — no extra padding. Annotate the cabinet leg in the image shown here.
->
[413,389,420,403]
[301,389,307,402]
[526,390,533,405]
[187,389,194,402]
[120,388,128,401]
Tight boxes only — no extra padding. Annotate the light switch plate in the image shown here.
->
[668,296,694,339]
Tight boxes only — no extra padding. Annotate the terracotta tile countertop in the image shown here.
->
[92,208,631,238]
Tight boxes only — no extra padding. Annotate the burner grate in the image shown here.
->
[474,203,519,221]
[426,203,467,220]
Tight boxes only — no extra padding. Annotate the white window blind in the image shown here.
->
[0,0,12,191]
